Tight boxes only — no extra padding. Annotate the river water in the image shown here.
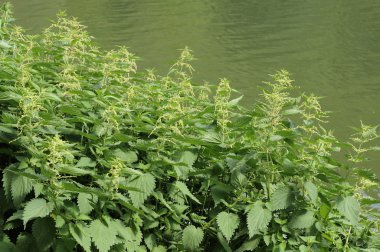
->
[11,0,380,175]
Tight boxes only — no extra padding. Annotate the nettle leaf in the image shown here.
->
[174,151,198,178]
[23,198,54,226]
[174,181,201,204]
[247,201,272,237]
[128,173,156,207]
[11,173,33,206]
[211,183,233,206]
[235,238,261,252]
[69,222,91,252]
[76,157,96,167]
[77,193,98,214]
[152,245,167,252]
[304,181,318,203]
[55,239,77,252]
[336,196,360,225]
[2,168,13,201]
[32,217,56,251]
[270,186,293,211]
[114,149,138,163]
[217,232,232,252]
[182,225,204,251]
[289,210,315,229]
[216,212,240,242]
[15,234,36,252]
[89,219,118,252]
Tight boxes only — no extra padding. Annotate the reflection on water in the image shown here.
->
[11,0,380,174]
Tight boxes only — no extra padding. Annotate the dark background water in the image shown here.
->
[11,0,380,175]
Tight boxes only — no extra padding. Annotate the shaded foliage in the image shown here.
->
[0,3,379,251]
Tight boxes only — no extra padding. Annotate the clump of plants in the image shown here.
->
[0,3,379,251]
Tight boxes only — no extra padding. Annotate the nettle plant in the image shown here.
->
[0,3,379,252]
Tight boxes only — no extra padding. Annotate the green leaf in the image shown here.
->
[228,95,243,107]
[336,196,360,225]
[269,135,283,141]
[289,210,315,229]
[59,165,94,176]
[77,193,97,214]
[69,222,91,252]
[178,151,197,167]
[23,198,54,226]
[114,149,138,163]
[174,151,198,178]
[270,186,293,211]
[216,212,240,242]
[235,238,261,252]
[211,184,233,206]
[55,239,77,252]
[152,245,167,252]
[217,232,232,252]
[128,173,156,207]
[2,168,13,201]
[174,181,200,204]
[0,40,11,49]
[11,174,33,206]
[89,219,118,252]
[282,108,302,115]
[247,201,272,237]
[32,217,56,251]
[304,181,318,203]
[0,241,14,252]
[182,225,204,251]
[76,157,96,167]
[14,234,36,252]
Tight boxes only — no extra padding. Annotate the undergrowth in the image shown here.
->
[0,3,379,252]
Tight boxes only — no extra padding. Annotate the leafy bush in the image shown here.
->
[0,3,379,251]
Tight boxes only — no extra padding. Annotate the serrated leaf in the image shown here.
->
[228,95,243,107]
[77,193,97,214]
[247,201,272,237]
[289,210,315,229]
[211,184,233,206]
[217,232,232,252]
[174,181,200,204]
[114,149,138,163]
[178,151,197,167]
[174,151,197,178]
[23,198,54,226]
[270,186,293,211]
[152,245,167,252]
[11,174,33,206]
[69,222,91,252]
[336,196,360,225]
[14,234,36,252]
[2,168,13,201]
[76,157,96,167]
[89,219,118,252]
[235,238,260,252]
[55,239,77,252]
[216,212,240,242]
[182,225,204,251]
[128,173,156,207]
[33,183,44,198]
[304,181,318,203]
[32,217,56,251]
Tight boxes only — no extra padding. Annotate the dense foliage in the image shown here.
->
[0,3,379,251]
